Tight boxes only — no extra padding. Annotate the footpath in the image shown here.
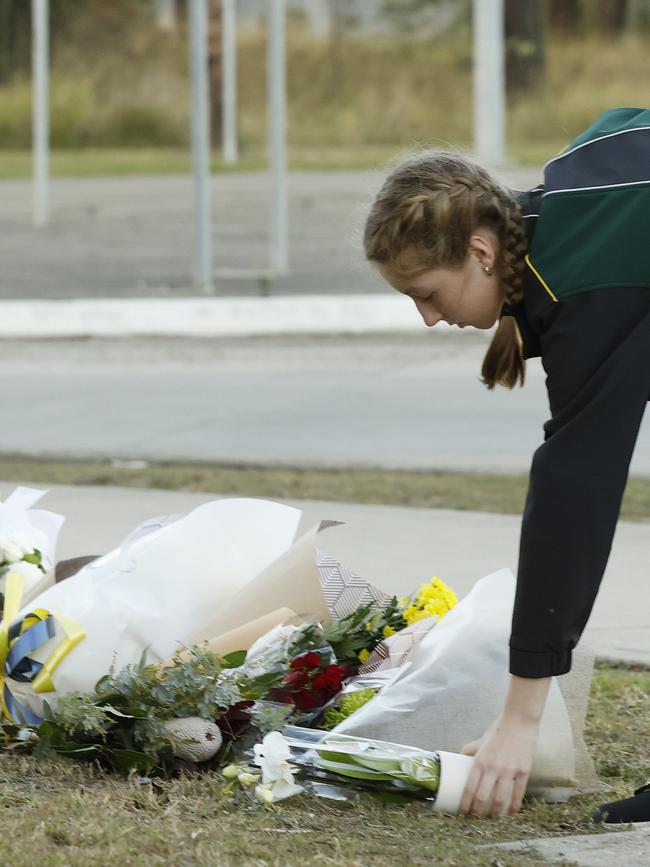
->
[3,482,650,866]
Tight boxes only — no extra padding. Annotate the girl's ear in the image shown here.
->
[468,232,498,269]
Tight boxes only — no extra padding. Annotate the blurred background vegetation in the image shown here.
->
[0,0,648,173]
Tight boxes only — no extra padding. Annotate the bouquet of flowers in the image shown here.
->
[0,496,593,812]
[0,487,63,617]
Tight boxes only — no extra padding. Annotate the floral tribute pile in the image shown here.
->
[0,576,458,806]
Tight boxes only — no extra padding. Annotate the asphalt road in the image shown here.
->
[2,333,649,475]
[0,167,542,299]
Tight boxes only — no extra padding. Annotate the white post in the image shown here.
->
[188,0,213,292]
[472,0,506,164]
[32,0,49,227]
[267,0,288,273]
[222,0,238,165]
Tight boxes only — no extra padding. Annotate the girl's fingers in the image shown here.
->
[461,740,479,756]
[508,772,529,816]
[490,774,515,818]
[459,765,483,814]
[470,773,498,816]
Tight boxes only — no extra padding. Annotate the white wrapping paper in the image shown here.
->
[10,497,303,718]
[334,568,577,789]
[0,486,64,604]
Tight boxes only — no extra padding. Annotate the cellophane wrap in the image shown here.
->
[334,568,593,792]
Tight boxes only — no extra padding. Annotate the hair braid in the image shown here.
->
[364,151,529,389]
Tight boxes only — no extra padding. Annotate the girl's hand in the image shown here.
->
[458,713,539,817]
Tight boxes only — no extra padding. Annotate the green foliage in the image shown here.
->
[313,597,406,666]
[323,688,378,730]
[1,643,288,777]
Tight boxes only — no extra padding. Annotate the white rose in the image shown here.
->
[0,536,23,564]
[11,531,37,558]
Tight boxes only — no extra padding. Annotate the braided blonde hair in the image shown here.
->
[364,152,528,389]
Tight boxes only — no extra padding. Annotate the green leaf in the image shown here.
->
[52,744,99,758]
[222,650,247,668]
[103,705,140,720]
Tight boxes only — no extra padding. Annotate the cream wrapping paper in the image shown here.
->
[185,520,339,645]
[164,607,298,663]
[9,498,322,718]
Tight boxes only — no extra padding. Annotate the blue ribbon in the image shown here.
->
[3,615,56,724]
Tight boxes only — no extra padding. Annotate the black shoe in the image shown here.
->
[592,783,650,824]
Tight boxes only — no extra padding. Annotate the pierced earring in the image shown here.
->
[482,265,494,276]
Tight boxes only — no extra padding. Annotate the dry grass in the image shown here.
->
[0,662,647,866]
[0,14,647,170]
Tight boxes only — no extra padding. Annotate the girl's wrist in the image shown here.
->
[502,674,552,726]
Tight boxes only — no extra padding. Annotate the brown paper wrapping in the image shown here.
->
[197,607,298,656]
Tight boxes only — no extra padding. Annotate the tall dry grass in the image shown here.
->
[0,12,647,161]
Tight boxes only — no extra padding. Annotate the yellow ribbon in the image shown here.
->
[0,571,86,722]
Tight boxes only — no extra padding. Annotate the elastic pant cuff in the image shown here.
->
[509,646,572,678]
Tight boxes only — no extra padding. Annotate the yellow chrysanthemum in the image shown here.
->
[382,625,396,638]
[358,648,370,663]
[400,576,458,625]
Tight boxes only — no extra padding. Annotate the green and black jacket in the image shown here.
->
[503,108,650,678]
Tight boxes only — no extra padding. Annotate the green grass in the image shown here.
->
[0,662,647,866]
[0,141,579,180]
[1,456,650,522]
[0,145,429,180]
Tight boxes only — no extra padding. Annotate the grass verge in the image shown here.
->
[0,661,647,867]
[0,143,568,179]
[1,456,650,522]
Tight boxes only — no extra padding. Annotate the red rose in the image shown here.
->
[312,665,343,693]
[284,669,309,690]
[294,688,325,710]
[290,652,322,672]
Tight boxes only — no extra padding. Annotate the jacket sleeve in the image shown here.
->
[509,287,650,678]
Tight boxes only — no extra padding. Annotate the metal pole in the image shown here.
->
[267,0,288,273]
[32,0,49,227]
[222,0,238,165]
[472,0,506,164]
[188,0,213,292]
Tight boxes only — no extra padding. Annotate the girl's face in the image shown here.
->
[376,233,505,330]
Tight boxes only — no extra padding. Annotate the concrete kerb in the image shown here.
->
[0,295,483,338]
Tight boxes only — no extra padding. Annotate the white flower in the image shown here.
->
[252,731,303,802]
[0,535,23,565]
[11,531,36,558]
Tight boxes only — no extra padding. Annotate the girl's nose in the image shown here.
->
[413,298,442,327]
